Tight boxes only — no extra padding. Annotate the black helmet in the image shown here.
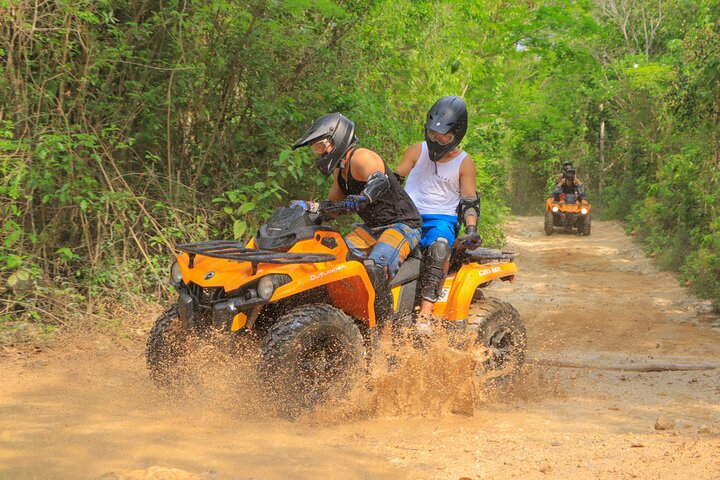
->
[562,161,573,170]
[292,113,358,176]
[563,168,576,180]
[424,96,468,162]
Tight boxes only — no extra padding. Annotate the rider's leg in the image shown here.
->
[366,223,421,325]
[418,237,452,315]
[416,217,458,317]
[344,224,377,259]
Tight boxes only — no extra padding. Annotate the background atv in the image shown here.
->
[545,193,592,236]
[147,203,526,417]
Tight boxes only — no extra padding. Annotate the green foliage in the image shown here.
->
[1,0,718,342]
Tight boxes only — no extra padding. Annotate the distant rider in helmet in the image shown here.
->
[556,160,584,187]
[395,96,481,330]
[552,168,586,202]
[291,113,422,324]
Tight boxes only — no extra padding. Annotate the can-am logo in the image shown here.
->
[310,264,345,281]
[204,272,215,280]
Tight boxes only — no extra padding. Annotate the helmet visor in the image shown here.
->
[426,129,455,146]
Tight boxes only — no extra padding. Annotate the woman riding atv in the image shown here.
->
[552,168,586,202]
[290,113,422,324]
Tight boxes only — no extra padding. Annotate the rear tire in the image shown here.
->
[467,298,527,387]
[544,212,554,235]
[261,304,365,419]
[581,214,592,236]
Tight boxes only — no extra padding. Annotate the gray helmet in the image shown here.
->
[562,161,573,170]
[292,113,358,176]
[424,96,468,161]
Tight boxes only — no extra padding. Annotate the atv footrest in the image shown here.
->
[179,240,336,268]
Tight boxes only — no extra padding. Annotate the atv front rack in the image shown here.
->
[178,241,336,272]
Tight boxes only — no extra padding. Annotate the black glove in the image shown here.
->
[454,226,482,250]
[341,195,367,213]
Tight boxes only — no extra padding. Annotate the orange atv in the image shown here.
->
[545,193,592,236]
[147,203,526,416]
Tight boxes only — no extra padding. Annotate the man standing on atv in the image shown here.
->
[394,96,481,330]
[553,168,586,202]
[291,113,422,322]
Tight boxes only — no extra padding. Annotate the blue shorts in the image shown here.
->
[344,223,422,277]
[419,214,458,248]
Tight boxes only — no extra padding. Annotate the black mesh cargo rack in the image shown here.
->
[465,247,516,264]
[178,240,336,272]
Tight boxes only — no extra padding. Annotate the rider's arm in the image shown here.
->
[327,170,345,202]
[351,149,390,202]
[395,143,422,181]
[459,156,478,228]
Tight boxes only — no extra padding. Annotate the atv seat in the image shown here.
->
[388,247,422,288]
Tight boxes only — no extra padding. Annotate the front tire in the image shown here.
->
[544,212,554,235]
[467,298,527,387]
[581,214,592,236]
[146,305,188,389]
[261,304,365,419]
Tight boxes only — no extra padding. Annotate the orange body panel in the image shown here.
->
[176,230,377,326]
[433,261,518,321]
[545,197,592,214]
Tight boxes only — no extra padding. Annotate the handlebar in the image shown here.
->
[318,196,368,213]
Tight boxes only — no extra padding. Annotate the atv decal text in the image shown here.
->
[478,266,502,276]
[309,264,346,281]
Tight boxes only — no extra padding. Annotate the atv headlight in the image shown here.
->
[552,206,559,213]
[169,261,183,285]
[581,208,588,215]
[257,274,291,301]
[258,276,275,300]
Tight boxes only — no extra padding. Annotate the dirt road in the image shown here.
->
[1,216,719,479]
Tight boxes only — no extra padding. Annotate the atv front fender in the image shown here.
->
[269,261,378,327]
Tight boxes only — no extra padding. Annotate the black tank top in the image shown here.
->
[338,152,421,229]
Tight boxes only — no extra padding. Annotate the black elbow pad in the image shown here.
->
[457,195,480,224]
[362,171,390,202]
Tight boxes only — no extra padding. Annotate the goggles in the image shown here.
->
[310,138,332,156]
[426,129,455,146]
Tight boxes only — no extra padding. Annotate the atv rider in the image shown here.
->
[395,96,481,328]
[552,168,586,202]
[556,161,584,187]
[291,113,422,323]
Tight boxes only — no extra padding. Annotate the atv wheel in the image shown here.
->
[261,304,365,419]
[581,214,592,236]
[467,298,527,387]
[146,305,188,389]
[544,212,554,235]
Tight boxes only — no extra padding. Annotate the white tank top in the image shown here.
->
[404,142,467,217]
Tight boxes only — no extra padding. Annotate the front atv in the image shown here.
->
[545,193,592,235]
[147,203,527,416]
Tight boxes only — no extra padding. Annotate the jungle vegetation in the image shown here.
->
[1,0,718,340]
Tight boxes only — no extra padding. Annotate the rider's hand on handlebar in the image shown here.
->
[289,200,320,214]
[454,226,482,250]
[341,195,367,213]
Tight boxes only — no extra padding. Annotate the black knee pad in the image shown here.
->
[364,261,393,325]
[420,239,451,302]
